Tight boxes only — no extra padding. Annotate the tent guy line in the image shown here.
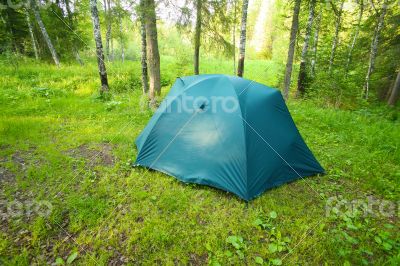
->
[239,115,324,201]
[135,75,324,200]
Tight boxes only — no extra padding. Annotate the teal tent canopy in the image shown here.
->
[135,74,324,201]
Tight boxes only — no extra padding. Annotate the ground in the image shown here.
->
[0,57,399,265]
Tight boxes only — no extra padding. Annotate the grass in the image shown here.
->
[0,57,399,265]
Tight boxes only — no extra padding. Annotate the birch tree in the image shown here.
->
[90,0,109,94]
[119,15,124,62]
[283,0,301,100]
[237,0,249,77]
[24,8,38,60]
[296,0,316,96]
[64,0,84,65]
[232,0,237,75]
[139,0,148,94]
[143,0,161,104]
[363,0,388,99]
[328,0,344,74]
[345,0,363,76]
[103,0,112,61]
[310,10,321,78]
[194,0,202,75]
[30,0,60,66]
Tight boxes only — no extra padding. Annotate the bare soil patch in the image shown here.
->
[67,143,115,167]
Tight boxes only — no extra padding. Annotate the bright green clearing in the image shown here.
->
[0,58,399,265]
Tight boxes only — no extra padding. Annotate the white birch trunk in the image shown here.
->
[232,0,237,75]
[25,9,39,60]
[345,0,363,76]
[118,13,124,62]
[311,10,321,78]
[328,0,344,74]
[363,0,388,99]
[139,0,149,94]
[90,0,109,94]
[31,0,60,66]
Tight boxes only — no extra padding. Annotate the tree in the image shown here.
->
[296,0,316,96]
[345,0,363,76]
[30,0,60,66]
[194,0,202,75]
[139,0,148,94]
[328,0,344,74]
[115,0,126,62]
[387,71,400,106]
[232,0,237,75]
[90,0,109,94]
[310,9,321,78]
[24,8,39,60]
[64,0,84,65]
[363,0,388,99]
[143,0,161,105]
[118,12,124,62]
[103,0,112,61]
[283,0,301,100]
[237,0,249,77]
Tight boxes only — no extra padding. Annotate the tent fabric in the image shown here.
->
[135,74,324,201]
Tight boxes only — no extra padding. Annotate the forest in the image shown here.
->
[0,0,399,264]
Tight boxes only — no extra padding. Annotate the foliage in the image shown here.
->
[0,59,398,264]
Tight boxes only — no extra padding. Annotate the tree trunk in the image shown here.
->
[90,0,109,94]
[31,0,60,66]
[104,0,112,61]
[237,0,249,77]
[139,0,149,94]
[232,0,237,75]
[296,0,316,96]
[144,0,161,104]
[282,0,301,100]
[311,10,321,78]
[65,0,84,65]
[328,0,344,74]
[345,0,363,76]
[119,14,124,62]
[25,9,39,60]
[73,47,84,66]
[387,71,400,106]
[363,0,388,99]
[194,0,202,75]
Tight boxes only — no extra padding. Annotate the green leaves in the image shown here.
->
[253,210,278,230]
[268,243,278,253]
[269,211,277,219]
[226,235,244,250]
[270,258,282,265]
[55,257,65,265]
[255,256,264,264]
[226,235,246,260]
[66,251,78,264]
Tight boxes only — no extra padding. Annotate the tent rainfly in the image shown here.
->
[135,74,324,201]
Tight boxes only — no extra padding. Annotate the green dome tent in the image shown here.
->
[135,74,324,201]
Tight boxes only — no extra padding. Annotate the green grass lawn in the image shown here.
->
[0,57,399,265]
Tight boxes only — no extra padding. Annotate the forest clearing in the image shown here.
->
[0,0,399,265]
